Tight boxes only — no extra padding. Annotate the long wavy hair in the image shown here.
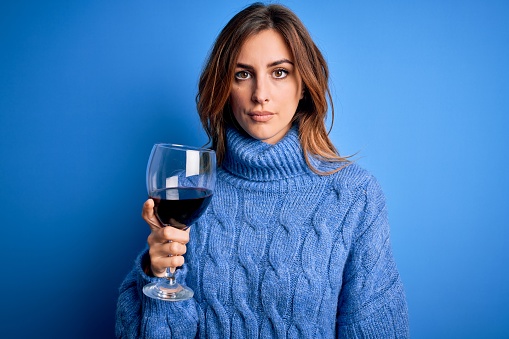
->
[197,2,349,174]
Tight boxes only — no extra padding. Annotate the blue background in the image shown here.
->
[1,1,508,338]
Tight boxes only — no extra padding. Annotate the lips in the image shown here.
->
[247,111,274,122]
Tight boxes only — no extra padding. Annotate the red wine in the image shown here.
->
[150,187,213,229]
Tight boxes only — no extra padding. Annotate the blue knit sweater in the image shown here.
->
[116,126,410,338]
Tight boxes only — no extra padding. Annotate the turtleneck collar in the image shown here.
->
[221,126,312,182]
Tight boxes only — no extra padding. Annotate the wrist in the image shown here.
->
[141,251,155,277]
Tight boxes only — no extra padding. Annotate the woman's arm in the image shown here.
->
[115,199,200,338]
[115,250,199,338]
[336,177,410,338]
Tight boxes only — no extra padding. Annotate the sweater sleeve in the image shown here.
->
[336,176,410,338]
[115,249,199,339]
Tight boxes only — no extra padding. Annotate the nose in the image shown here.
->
[251,76,270,104]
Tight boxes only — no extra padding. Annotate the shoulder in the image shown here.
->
[329,162,383,195]
[326,162,387,224]
[328,164,391,244]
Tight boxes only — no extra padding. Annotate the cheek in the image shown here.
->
[229,89,246,114]
[229,91,244,123]
[229,96,237,115]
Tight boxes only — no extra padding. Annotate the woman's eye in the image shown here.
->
[273,69,288,79]
[235,71,251,80]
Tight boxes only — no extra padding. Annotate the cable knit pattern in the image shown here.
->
[116,126,410,338]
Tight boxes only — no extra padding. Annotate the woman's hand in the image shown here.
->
[142,199,189,277]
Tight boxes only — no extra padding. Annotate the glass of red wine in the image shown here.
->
[143,143,216,301]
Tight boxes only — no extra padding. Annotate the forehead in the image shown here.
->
[237,29,293,63]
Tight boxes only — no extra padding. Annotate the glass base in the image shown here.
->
[143,281,194,301]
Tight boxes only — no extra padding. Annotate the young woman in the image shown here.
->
[116,3,409,338]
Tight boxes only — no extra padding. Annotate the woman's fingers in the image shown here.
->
[162,226,190,244]
[148,238,188,277]
[149,240,187,256]
[150,255,185,277]
[148,226,190,246]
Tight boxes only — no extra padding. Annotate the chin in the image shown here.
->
[248,130,286,145]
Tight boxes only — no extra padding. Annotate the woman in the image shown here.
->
[116,3,409,338]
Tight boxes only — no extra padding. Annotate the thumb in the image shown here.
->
[142,199,162,231]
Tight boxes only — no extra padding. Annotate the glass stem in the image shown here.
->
[165,267,177,286]
[164,239,178,287]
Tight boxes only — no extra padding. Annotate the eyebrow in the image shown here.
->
[236,58,294,70]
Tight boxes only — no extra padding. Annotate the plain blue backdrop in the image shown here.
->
[1,1,508,338]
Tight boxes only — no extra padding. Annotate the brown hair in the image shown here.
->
[197,2,349,174]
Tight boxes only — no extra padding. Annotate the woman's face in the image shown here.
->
[230,29,304,145]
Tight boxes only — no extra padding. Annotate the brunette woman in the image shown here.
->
[116,3,409,338]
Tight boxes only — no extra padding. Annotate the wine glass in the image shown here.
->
[143,143,216,301]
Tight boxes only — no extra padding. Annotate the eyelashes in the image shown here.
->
[234,70,251,80]
[272,68,289,79]
[234,68,289,81]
